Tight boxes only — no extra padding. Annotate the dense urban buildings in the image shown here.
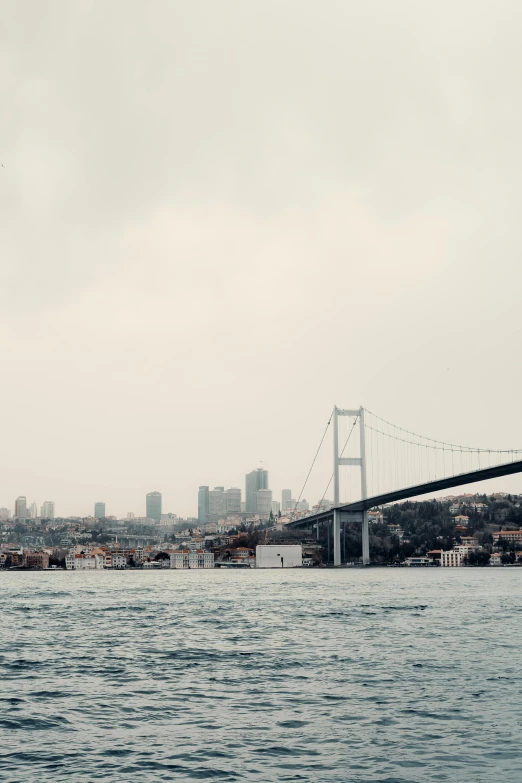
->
[146,491,162,523]
[94,502,106,519]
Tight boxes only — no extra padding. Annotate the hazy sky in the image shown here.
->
[2,0,522,517]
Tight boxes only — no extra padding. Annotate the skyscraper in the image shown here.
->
[41,501,55,519]
[146,491,162,523]
[15,496,27,518]
[225,487,241,515]
[256,489,273,518]
[198,486,209,524]
[281,489,292,510]
[29,502,38,519]
[94,502,106,519]
[209,487,226,519]
[245,468,268,513]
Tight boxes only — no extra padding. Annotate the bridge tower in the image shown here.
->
[333,406,369,565]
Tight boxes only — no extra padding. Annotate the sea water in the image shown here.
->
[1,568,520,782]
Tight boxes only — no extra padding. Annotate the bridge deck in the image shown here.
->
[288,458,522,528]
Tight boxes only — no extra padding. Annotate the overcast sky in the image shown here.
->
[1,0,522,518]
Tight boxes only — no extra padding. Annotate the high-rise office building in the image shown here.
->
[94,502,106,519]
[281,489,292,510]
[41,500,55,519]
[146,491,162,523]
[29,502,38,519]
[0,508,10,520]
[246,469,268,513]
[209,487,226,519]
[198,486,210,524]
[15,496,27,518]
[224,487,241,515]
[256,489,273,518]
[271,500,280,516]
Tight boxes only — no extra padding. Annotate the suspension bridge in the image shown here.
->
[287,407,522,565]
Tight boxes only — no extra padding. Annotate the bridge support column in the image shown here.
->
[333,509,341,566]
[362,511,369,565]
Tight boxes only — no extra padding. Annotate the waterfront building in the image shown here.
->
[256,545,302,568]
[40,501,55,519]
[24,552,50,569]
[66,553,104,569]
[94,502,106,519]
[15,496,27,518]
[170,550,214,569]
[198,486,209,523]
[246,469,268,513]
[490,552,503,566]
[440,546,472,567]
[404,556,431,566]
[104,553,126,569]
[146,492,162,523]
[256,488,273,518]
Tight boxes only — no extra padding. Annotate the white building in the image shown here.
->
[255,545,302,568]
[66,553,104,569]
[490,552,503,566]
[105,553,127,569]
[170,550,214,569]
[440,546,472,567]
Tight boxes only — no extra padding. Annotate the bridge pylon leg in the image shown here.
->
[362,511,369,565]
[333,509,341,566]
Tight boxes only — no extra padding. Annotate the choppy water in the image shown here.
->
[1,569,521,782]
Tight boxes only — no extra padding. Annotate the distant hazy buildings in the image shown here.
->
[254,489,272,518]
[281,489,292,510]
[246,469,268,514]
[41,501,55,519]
[0,508,10,520]
[225,487,241,515]
[271,501,280,515]
[94,502,106,519]
[146,492,162,523]
[29,502,38,519]
[198,486,209,524]
[200,486,242,521]
[15,496,27,518]
[209,487,226,519]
